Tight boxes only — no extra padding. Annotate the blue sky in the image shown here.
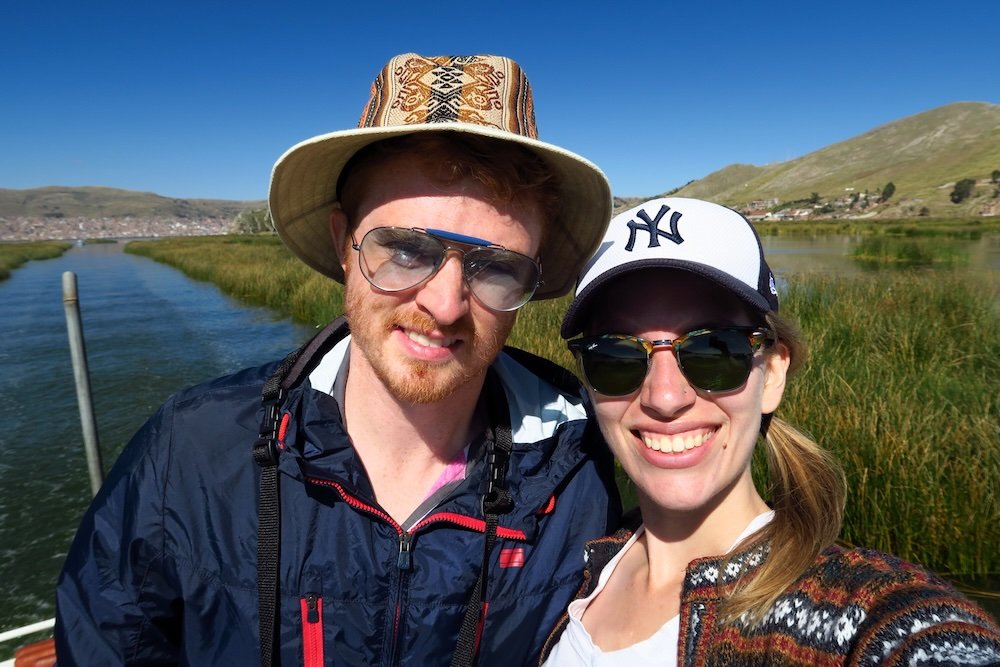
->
[3,1,998,201]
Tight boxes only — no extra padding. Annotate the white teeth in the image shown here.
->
[641,430,712,454]
[406,330,455,348]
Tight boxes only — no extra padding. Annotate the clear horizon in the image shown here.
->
[3,1,998,201]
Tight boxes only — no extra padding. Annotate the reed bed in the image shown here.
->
[755,216,1000,238]
[0,240,72,281]
[850,237,969,268]
[124,234,998,577]
[777,271,998,577]
[127,236,343,323]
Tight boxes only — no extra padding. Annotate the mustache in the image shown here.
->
[391,312,474,339]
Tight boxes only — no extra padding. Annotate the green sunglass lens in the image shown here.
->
[581,338,649,396]
[677,331,753,392]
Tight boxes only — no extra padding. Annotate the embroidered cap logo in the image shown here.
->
[625,204,684,251]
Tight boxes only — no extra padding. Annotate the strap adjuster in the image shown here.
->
[254,390,285,468]
[253,437,280,466]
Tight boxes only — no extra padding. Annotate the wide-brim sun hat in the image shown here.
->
[269,53,612,300]
[561,197,780,338]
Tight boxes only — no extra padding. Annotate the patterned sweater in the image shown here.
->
[540,518,1000,666]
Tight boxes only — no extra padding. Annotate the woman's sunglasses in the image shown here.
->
[567,327,775,396]
[352,226,541,312]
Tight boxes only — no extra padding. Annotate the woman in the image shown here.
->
[541,197,1000,666]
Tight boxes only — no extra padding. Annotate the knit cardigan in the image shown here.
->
[540,518,1000,666]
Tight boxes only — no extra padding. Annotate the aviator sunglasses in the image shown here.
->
[351,226,542,312]
[567,327,775,396]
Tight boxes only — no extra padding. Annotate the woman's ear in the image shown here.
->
[329,204,349,272]
[760,340,791,414]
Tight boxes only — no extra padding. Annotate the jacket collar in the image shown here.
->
[273,318,591,540]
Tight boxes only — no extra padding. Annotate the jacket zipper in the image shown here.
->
[305,477,530,664]
[307,478,410,664]
[300,593,324,667]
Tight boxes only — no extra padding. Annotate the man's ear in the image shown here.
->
[329,205,349,272]
[760,340,790,414]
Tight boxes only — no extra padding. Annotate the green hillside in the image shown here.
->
[0,186,264,219]
[672,102,1000,218]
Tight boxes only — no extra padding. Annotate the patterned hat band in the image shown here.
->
[268,53,612,300]
[360,55,538,138]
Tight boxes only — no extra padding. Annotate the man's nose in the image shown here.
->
[414,254,470,325]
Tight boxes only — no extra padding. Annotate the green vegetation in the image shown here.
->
[950,178,977,204]
[777,272,998,578]
[850,237,969,268]
[0,240,72,281]
[753,216,999,238]
[126,235,341,324]
[124,235,999,577]
[881,181,896,201]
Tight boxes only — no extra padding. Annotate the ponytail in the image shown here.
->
[719,313,846,625]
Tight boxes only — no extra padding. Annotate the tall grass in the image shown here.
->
[125,235,998,577]
[126,236,343,324]
[754,217,1000,238]
[777,271,998,576]
[850,237,969,268]
[0,241,72,281]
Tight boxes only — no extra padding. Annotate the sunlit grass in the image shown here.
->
[754,216,999,238]
[776,271,999,577]
[125,235,999,577]
[850,237,969,268]
[126,236,344,323]
[0,241,72,281]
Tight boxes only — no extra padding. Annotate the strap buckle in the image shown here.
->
[253,389,285,467]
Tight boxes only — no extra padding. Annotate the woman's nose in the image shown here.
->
[639,350,697,416]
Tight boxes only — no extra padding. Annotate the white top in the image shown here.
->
[542,511,775,667]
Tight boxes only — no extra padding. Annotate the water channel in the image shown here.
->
[0,235,996,649]
[0,242,314,643]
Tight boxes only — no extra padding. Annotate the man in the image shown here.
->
[55,53,620,665]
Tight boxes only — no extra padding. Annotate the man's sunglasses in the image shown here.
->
[351,227,541,312]
[567,327,775,396]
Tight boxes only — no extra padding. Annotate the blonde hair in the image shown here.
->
[719,311,847,625]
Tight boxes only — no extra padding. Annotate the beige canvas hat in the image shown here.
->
[268,53,612,300]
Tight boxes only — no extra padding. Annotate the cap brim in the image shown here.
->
[561,259,772,339]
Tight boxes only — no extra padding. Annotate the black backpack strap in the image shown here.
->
[450,370,515,667]
[253,317,348,667]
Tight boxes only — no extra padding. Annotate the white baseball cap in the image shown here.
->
[561,197,779,338]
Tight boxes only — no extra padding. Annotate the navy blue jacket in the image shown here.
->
[55,321,620,665]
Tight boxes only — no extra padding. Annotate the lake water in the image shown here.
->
[0,242,314,645]
[0,236,996,649]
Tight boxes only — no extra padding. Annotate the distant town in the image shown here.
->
[0,215,233,242]
[3,174,1000,244]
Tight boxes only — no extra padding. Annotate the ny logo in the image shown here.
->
[625,205,684,251]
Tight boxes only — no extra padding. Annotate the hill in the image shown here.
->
[671,102,1000,218]
[3,103,999,228]
[0,186,264,219]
